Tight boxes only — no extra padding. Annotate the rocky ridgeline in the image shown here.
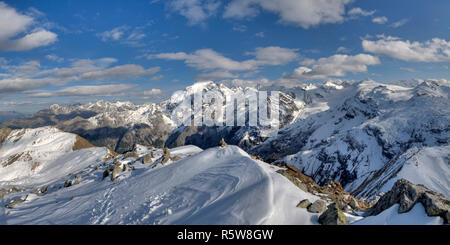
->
[364,179,450,224]
[277,163,369,212]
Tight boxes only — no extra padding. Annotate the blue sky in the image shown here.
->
[0,0,449,113]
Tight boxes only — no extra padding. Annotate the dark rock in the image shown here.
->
[64,180,72,188]
[219,138,228,147]
[364,179,450,224]
[318,203,348,225]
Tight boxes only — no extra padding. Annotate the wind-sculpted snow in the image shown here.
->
[0,145,320,225]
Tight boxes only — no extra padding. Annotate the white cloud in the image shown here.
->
[79,64,160,80]
[223,0,352,29]
[255,32,264,38]
[168,0,221,26]
[0,58,161,94]
[27,84,136,97]
[150,46,298,71]
[372,16,388,24]
[282,54,380,82]
[348,7,375,17]
[150,75,164,81]
[336,46,351,53]
[98,26,127,41]
[232,24,247,32]
[400,67,416,73]
[97,26,146,46]
[0,2,57,51]
[362,35,450,62]
[248,46,299,66]
[143,88,162,96]
[45,54,64,63]
[195,70,237,81]
[390,18,409,28]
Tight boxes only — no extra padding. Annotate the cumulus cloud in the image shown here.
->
[223,0,351,29]
[282,54,380,82]
[150,46,298,71]
[168,0,221,26]
[372,16,388,24]
[0,2,57,51]
[362,35,450,62]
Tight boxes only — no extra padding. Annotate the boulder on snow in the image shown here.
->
[111,163,123,180]
[318,203,348,225]
[123,152,139,159]
[219,138,228,147]
[364,179,450,224]
[297,199,311,209]
[307,200,327,213]
[142,152,154,164]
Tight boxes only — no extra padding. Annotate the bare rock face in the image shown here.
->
[364,179,450,224]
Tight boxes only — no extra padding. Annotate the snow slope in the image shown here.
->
[0,145,321,225]
[0,127,110,187]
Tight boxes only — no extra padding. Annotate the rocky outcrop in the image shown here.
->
[72,135,95,151]
[142,152,154,164]
[0,127,11,145]
[307,200,326,213]
[276,163,369,212]
[318,203,348,225]
[296,199,311,208]
[6,195,28,209]
[364,179,450,224]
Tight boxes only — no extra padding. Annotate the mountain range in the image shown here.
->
[0,79,449,225]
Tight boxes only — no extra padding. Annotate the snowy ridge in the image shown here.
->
[1,144,320,225]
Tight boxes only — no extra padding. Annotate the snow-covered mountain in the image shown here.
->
[0,126,447,225]
[0,127,325,225]
[1,79,449,209]
[164,81,300,150]
[3,101,175,153]
[2,81,300,153]
[0,127,113,187]
[251,79,450,199]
